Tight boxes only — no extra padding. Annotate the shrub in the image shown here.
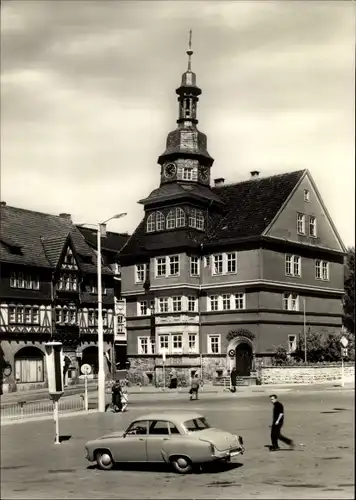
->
[272,346,293,366]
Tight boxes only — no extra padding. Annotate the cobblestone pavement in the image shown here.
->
[1,388,354,499]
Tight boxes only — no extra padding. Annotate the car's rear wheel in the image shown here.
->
[170,456,193,474]
[96,450,114,471]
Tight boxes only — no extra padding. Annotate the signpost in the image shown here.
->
[81,364,92,412]
[44,342,64,445]
[228,349,235,390]
[340,336,349,387]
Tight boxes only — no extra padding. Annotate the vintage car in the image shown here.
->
[85,411,244,474]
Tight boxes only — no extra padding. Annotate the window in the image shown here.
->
[304,189,310,202]
[190,256,200,276]
[182,167,193,180]
[168,422,180,435]
[188,208,204,230]
[159,335,169,352]
[149,420,169,435]
[227,253,237,273]
[169,255,180,276]
[172,296,182,312]
[24,307,31,324]
[234,293,245,310]
[208,335,221,354]
[212,253,237,275]
[188,296,197,312]
[188,334,197,353]
[209,295,219,311]
[172,334,183,353]
[88,310,95,326]
[32,307,39,324]
[8,306,16,323]
[64,249,75,265]
[59,273,77,291]
[283,293,299,311]
[158,297,169,313]
[213,254,223,275]
[288,335,297,353]
[156,257,166,277]
[138,337,148,355]
[156,211,165,231]
[126,421,148,436]
[139,301,148,316]
[136,264,146,283]
[16,307,24,323]
[222,294,231,310]
[183,417,210,432]
[166,210,176,229]
[309,216,317,237]
[297,213,305,234]
[147,213,155,233]
[315,260,329,281]
[285,255,301,277]
[176,208,186,227]
[69,308,77,325]
[10,273,39,290]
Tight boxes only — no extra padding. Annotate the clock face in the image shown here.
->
[200,167,209,181]
[164,163,176,179]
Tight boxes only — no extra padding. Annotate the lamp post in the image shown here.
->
[96,213,127,412]
[303,298,307,364]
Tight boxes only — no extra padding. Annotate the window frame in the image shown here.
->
[190,256,200,277]
[304,189,310,202]
[288,334,297,353]
[188,296,197,312]
[135,264,146,284]
[188,334,197,353]
[297,213,306,235]
[172,296,182,313]
[308,215,317,238]
[209,295,219,311]
[156,211,165,231]
[158,297,169,313]
[158,334,169,353]
[285,254,301,277]
[147,213,156,233]
[208,334,221,354]
[283,293,299,311]
[172,334,183,353]
[234,293,246,310]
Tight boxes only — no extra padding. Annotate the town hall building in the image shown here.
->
[119,38,346,386]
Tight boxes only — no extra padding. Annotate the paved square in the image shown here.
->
[1,387,354,499]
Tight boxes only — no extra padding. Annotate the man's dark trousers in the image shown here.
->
[271,424,293,449]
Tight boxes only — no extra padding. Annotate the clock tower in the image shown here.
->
[158,30,214,187]
[138,31,222,240]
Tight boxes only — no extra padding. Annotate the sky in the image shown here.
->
[1,0,355,247]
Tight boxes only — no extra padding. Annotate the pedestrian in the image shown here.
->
[230,367,237,392]
[111,380,123,412]
[189,373,200,400]
[269,394,295,451]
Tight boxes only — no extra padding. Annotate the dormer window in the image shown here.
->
[156,211,165,231]
[166,208,186,229]
[58,273,77,291]
[188,208,204,230]
[147,213,155,233]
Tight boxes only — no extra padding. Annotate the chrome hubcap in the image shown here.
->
[101,453,112,466]
[177,458,188,468]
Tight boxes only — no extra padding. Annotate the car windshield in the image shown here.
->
[183,417,210,432]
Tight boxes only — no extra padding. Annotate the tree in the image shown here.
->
[343,247,355,334]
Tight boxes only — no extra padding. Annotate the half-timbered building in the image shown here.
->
[118,41,346,386]
[0,203,123,393]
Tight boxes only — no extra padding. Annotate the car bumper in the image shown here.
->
[213,446,245,460]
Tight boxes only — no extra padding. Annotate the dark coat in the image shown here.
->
[230,369,237,385]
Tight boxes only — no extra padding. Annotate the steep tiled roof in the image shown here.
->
[77,226,130,254]
[0,205,112,274]
[139,182,221,205]
[120,170,305,257]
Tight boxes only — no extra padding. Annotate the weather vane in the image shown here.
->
[187,29,193,71]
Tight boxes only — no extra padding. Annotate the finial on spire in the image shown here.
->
[187,29,193,71]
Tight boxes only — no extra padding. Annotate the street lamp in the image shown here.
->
[97,213,127,412]
[78,213,127,413]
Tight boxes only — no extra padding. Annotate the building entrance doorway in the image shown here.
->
[235,343,252,377]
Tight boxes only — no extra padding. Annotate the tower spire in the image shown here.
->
[187,29,193,71]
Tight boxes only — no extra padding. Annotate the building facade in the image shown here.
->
[119,43,346,386]
[0,204,126,393]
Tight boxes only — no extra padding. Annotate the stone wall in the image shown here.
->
[127,355,227,386]
[260,363,354,385]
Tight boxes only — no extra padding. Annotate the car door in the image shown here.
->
[113,420,148,462]
[147,420,180,462]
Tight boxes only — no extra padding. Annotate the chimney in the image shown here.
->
[59,213,72,221]
[0,201,6,206]
[250,170,260,179]
[214,177,225,187]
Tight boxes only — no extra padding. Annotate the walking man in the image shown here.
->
[269,394,294,451]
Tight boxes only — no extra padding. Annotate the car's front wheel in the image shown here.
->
[96,450,114,471]
[170,456,193,474]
